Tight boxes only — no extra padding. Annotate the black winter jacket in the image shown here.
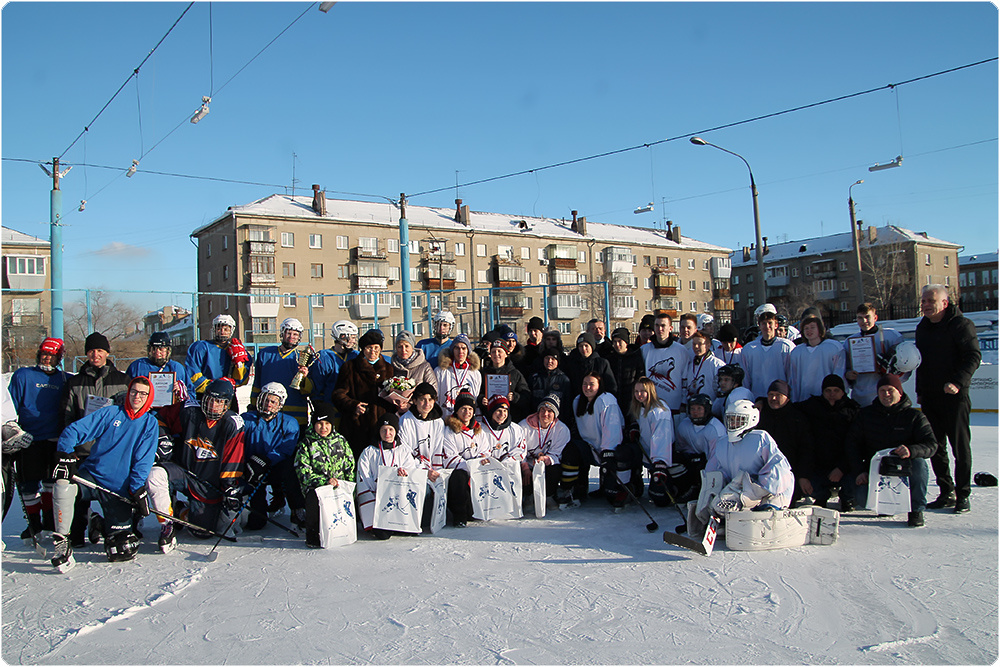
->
[757,401,811,479]
[60,361,130,430]
[605,346,645,416]
[915,302,981,399]
[845,393,937,477]
[796,394,861,479]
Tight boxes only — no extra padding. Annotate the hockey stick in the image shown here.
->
[12,464,46,557]
[70,475,237,543]
[182,468,299,537]
[205,472,271,562]
[638,452,690,534]
[585,442,658,532]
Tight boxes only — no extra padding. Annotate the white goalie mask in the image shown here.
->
[725,399,759,442]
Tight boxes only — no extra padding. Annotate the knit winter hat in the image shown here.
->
[577,332,597,351]
[639,314,655,331]
[85,332,111,353]
[311,401,336,425]
[395,330,416,348]
[486,394,512,430]
[821,374,846,392]
[767,379,791,398]
[498,325,517,342]
[358,329,384,350]
[453,390,476,412]
[717,323,740,343]
[452,333,472,352]
[538,394,561,417]
[610,327,631,344]
[527,317,545,332]
[877,374,904,394]
[413,382,437,400]
[376,412,399,433]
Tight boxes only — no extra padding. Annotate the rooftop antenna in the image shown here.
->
[291,152,300,196]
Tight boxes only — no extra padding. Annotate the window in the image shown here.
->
[338,295,350,309]
[557,322,572,334]
[748,274,754,283]
[732,275,739,285]
[595,253,602,264]
[688,259,696,270]
[477,270,488,283]
[841,301,849,311]
[703,260,710,270]
[498,245,513,259]
[521,247,531,260]
[538,248,547,261]
[673,258,681,269]
[207,243,212,258]
[310,294,325,308]
[409,240,420,254]
[525,297,533,309]
[454,242,465,256]
[456,295,468,309]
[945,276,951,287]
[523,272,531,285]
[223,236,229,250]
[311,263,324,278]
[282,262,295,278]
[283,293,297,307]
[578,251,586,263]
[806,266,812,276]
[309,234,323,249]
[247,226,272,242]
[477,244,487,257]
[578,273,588,284]
[456,269,466,283]
[411,294,424,309]
[387,238,399,253]
[944,255,950,267]
[389,266,400,281]
[734,294,740,303]
[539,273,548,285]
[791,268,799,278]
[252,317,276,334]
[925,254,932,266]
[6,256,45,275]
[337,264,348,279]
[336,235,348,249]
[840,281,848,292]
[644,278,651,289]
[644,256,651,266]
[410,268,420,281]
[223,265,229,281]
[281,232,294,248]
[224,296,230,311]
[8,298,40,324]
[689,280,697,291]
[703,281,711,291]
[207,271,212,286]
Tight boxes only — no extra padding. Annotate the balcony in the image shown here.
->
[767,274,790,287]
[421,251,455,263]
[494,257,525,288]
[354,275,389,290]
[713,287,731,299]
[351,247,388,262]
[249,272,276,285]
[713,298,735,311]
[425,278,457,291]
[549,282,579,294]
[246,240,275,255]
[549,257,577,270]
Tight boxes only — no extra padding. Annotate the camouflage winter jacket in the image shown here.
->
[294,428,355,492]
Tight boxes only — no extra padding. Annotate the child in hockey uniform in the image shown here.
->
[434,334,481,419]
[627,377,675,506]
[443,393,526,527]
[355,413,418,540]
[399,383,447,473]
[294,402,355,548]
[561,373,627,508]
[518,394,570,502]
[687,332,724,402]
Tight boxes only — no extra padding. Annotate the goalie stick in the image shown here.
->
[662,514,719,556]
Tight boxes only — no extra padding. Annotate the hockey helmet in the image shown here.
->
[432,310,456,325]
[754,303,778,321]
[687,393,714,426]
[281,317,304,334]
[890,340,922,373]
[202,378,235,420]
[212,314,236,343]
[37,337,64,367]
[725,399,759,442]
[696,313,715,331]
[332,320,359,344]
[742,325,761,344]
[256,382,287,416]
[717,363,745,387]
[148,331,172,348]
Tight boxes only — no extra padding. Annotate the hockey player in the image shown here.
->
[676,313,699,350]
[519,394,570,501]
[8,337,66,540]
[294,401,355,548]
[627,377,674,506]
[416,310,455,370]
[844,303,906,408]
[355,412,419,539]
[126,332,194,408]
[846,374,937,527]
[739,309,795,402]
[50,377,158,571]
[687,332,724,401]
[240,383,303,530]
[434,333,482,419]
[399,383,447,477]
[147,378,245,550]
[787,315,846,402]
[674,393,725,502]
[641,311,693,419]
[561,373,627,508]
[250,317,315,428]
[440,390,481,527]
[185,314,252,407]
[311,320,361,405]
[712,364,754,420]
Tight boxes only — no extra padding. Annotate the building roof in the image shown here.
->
[959,252,998,266]
[2,225,49,247]
[193,194,731,253]
[730,225,962,268]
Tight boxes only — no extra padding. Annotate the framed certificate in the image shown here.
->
[486,374,510,400]
[848,337,878,374]
[149,372,175,408]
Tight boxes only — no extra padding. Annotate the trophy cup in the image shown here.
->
[289,344,318,390]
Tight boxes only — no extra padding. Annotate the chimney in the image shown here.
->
[868,226,877,244]
[577,216,587,236]
[762,236,769,255]
[454,199,463,222]
[666,220,673,237]
[570,210,578,232]
[460,204,470,226]
[743,246,751,262]
[672,224,681,244]
[311,184,326,216]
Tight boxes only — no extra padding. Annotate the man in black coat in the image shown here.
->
[796,374,861,511]
[757,380,810,506]
[915,285,981,514]
[605,327,644,417]
[846,374,937,527]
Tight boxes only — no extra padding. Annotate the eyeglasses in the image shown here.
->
[129,390,150,398]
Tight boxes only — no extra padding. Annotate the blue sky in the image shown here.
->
[2,2,997,312]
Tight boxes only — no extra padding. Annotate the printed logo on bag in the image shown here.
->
[343,500,354,519]
[381,495,409,515]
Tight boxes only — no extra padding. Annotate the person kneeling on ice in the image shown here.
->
[356,413,418,540]
[442,394,527,527]
[294,402,355,548]
[673,394,726,503]
[845,374,937,527]
[399,382,448,527]
[49,377,159,571]
[148,378,245,552]
[688,399,794,538]
[519,394,570,505]
[627,378,674,507]
[559,373,628,509]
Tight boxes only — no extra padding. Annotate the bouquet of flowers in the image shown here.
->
[380,376,417,411]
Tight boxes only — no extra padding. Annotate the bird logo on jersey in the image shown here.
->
[648,357,677,391]
[186,437,219,460]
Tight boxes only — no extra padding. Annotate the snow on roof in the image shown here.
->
[195,194,731,253]
[960,252,999,265]
[2,225,49,247]
[731,225,961,267]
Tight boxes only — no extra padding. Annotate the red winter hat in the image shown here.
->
[877,374,904,394]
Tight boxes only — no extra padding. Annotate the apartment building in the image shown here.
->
[958,252,999,312]
[191,191,733,346]
[2,226,52,371]
[730,224,962,326]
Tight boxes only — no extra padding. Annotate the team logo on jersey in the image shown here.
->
[186,437,219,460]
[113,419,122,428]
[649,357,677,391]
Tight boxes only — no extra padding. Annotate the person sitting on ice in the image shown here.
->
[674,393,726,503]
[355,412,418,540]
[518,394,570,503]
[294,402,355,548]
[626,377,674,506]
[49,377,159,571]
[845,374,937,528]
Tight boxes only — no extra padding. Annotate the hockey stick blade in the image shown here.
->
[663,516,719,556]
[646,520,659,532]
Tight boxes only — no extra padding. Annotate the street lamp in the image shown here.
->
[849,179,865,303]
[690,136,767,309]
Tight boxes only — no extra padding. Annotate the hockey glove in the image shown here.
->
[156,435,174,463]
[226,337,250,365]
[626,424,641,445]
[52,452,78,481]
[222,485,242,513]
[132,487,151,517]
[1,420,33,454]
[246,455,269,487]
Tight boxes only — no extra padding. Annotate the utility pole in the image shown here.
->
[849,180,865,303]
[399,193,412,332]
[49,157,65,340]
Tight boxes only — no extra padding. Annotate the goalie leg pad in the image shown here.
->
[725,507,839,551]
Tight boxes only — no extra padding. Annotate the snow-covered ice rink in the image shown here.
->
[3,414,997,665]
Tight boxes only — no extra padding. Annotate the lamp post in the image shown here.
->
[849,179,865,303]
[690,137,767,307]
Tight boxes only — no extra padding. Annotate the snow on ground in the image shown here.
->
[3,414,997,665]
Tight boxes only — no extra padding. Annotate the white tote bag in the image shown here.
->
[469,458,522,521]
[426,469,453,535]
[316,481,358,548]
[866,449,911,515]
[533,460,547,518]
[373,466,427,534]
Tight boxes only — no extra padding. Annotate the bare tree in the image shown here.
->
[860,238,913,314]
[63,290,147,364]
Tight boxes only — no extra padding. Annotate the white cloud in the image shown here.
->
[85,242,152,257]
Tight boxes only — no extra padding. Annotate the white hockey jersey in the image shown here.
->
[444,421,526,472]
[399,410,447,470]
[435,359,482,419]
[712,387,755,420]
[788,338,847,402]
[705,429,794,508]
[356,441,419,530]
[641,338,693,411]
[635,405,674,465]
[518,414,571,466]
[712,341,743,367]
[739,337,794,400]
[687,353,725,401]
[675,415,726,458]
[573,393,624,454]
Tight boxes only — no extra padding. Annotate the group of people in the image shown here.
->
[2,283,981,568]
